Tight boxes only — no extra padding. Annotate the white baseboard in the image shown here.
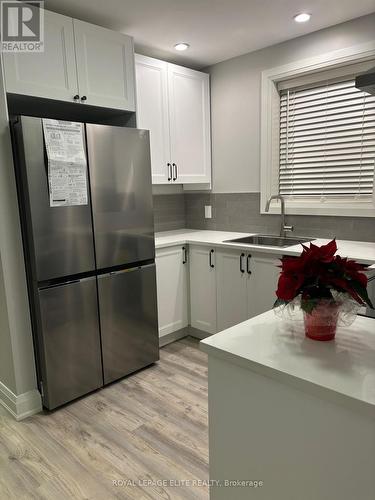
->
[186,326,213,340]
[159,325,213,347]
[159,328,188,347]
[0,381,42,420]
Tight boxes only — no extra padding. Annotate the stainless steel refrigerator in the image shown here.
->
[11,116,159,410]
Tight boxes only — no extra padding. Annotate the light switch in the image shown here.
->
[205,205,212,219]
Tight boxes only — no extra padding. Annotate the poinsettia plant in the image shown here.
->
[274,239,374,313]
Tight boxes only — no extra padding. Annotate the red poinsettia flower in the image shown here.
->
[275,239,373,312]
[276,272,305,301]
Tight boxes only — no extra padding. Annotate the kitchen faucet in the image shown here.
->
[265,194,293,238]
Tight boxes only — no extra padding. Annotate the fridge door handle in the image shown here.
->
[98,263,156,279]
[39,276,96,290]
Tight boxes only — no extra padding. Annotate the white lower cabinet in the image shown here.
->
[189,245,217,334]
[155,243,281,339]
[155,246,189,338]
[247,253,281,318]
[215,249,281,332]
[216,249,248,332]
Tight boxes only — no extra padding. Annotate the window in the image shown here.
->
[279,78,375,199]
[260,41,375,217]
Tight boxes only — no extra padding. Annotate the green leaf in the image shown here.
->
[351,280,374,309]
[300,298,325,314]
[273,298,289,309]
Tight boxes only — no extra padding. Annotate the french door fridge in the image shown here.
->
[12,116,159,410]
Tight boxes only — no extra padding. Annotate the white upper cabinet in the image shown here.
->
[2,11,78,101]
[73,20,135,111]
[135,55,211,185]
[167,63,211,184]
[2,11,136,111]
[135,55,171,184]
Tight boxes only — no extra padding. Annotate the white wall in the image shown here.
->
[0,56,41,416]
[207,13,375,193]
[0,256,16,392]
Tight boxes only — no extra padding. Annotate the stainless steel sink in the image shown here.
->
[225,235,314,248]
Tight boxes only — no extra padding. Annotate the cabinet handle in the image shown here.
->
[81,95,87,102]
[240,253,245,273]
[247,254,252,275]
[209,249,215,268]
[172,163,177,181]
[182,246,187,264]
[167,163,172,181]
[73,94,80,101]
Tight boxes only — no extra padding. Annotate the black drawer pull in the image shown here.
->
[247,254,252,275]
[240,253,245,273]
[182,246,187,264]
[209,249,215,268]
[167,163,172,181]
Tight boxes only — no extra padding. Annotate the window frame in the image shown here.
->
[260,41,375,217]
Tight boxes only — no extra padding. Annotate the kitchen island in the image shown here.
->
[200,310,375,500]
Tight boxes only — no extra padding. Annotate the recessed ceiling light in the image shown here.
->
[294,13,311,23]
[174,42,190,51]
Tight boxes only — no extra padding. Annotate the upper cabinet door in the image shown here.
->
[168,64,211,184]
[73,20,136,111]
[2,10,78,101]
[135,55,171,184]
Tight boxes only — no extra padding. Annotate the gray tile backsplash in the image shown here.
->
[153,192,375,242]
[153,194,186,232]
[185,192,375,242]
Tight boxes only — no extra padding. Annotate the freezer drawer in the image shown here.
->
[38,277,103,409]
[98,264,159,384]
[13,116,95,282]
[86,125,155,269]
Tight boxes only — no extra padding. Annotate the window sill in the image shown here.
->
[261,200,375,218]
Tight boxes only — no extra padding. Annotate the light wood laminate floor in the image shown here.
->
[0,337,209,500]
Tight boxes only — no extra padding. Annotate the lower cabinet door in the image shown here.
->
[98,264,159,385]
[247,253,281,318]
[216,248,248,332]
[38,277,103,410]
[155,246,189,337]
[189,245,217,334]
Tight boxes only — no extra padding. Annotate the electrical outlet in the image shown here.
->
[205,205,212,219]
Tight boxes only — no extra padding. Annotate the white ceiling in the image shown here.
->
[45,0,375,68]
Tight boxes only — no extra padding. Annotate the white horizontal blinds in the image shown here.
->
[279,78,375,198]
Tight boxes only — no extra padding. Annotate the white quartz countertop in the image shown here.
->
[155,229,375,264]
[200,310,375,417]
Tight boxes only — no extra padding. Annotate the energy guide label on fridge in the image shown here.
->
[42,119,88,207]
